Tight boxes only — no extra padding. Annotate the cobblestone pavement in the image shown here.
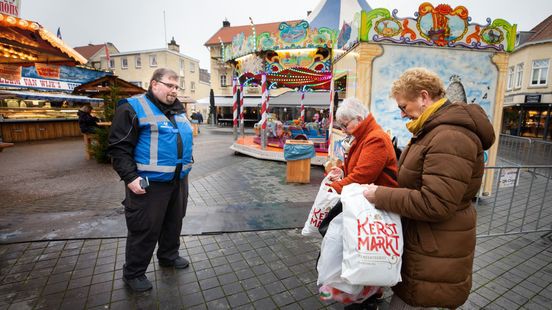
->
[0,126,551,309]
[0,127,324,242]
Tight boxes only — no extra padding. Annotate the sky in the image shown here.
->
[21,0,552,72]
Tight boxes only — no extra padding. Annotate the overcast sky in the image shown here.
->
[21,0,552,72]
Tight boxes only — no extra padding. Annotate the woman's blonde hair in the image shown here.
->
[390,67,446,101]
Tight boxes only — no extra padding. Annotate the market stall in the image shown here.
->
[0,13,110,143]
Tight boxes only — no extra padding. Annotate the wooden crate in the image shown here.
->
[285,140,314,184]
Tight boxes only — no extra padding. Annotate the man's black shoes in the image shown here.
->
[123,275,152,292]
[158,256,190,269]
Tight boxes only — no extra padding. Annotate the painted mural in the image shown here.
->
[225,20,337,61]
[360,2,516,52]
[370,45,497,148]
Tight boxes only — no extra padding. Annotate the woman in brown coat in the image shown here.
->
[363,68,495,309]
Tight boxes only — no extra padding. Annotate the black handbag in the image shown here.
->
[318,200,343,237]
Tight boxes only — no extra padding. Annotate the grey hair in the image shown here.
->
[335,97,370,124]
[150,68,178,84]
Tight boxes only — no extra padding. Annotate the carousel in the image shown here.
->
[220,0,515,182]
[224,0,372,165]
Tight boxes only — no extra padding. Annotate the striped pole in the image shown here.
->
[260,73,268,149]
[300,91,305,123]
[239,83,245,136]
[328,77,335,149]
[232,77,238,140]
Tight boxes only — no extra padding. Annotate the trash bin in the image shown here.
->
[191,120,199,136]
[284,140,315,183]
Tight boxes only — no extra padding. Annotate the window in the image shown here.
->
[109,59,115,69]
[190,62,195,73]
[220,75,227,87]
[531,59,549,86]
[514,63,523,89]
[149,54,158,67]
[135,55,142,68]
[179,76,185,90]
[121,57,128,69]
[190,81,195,92]
[507,66,514,90]
[180,59,185,75]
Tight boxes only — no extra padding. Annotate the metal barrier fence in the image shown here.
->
[476,166,552,237]
[498,134,552,166]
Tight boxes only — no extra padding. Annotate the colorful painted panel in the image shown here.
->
[236,54,264,76]
[360,3,516,52]
[264,49,331,74]
[370,45,498,148]
[336,12,362,50]
[230,32,256,59]
[226,20,338,61]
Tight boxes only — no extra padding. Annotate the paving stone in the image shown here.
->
[199,277,220,290]
[227,291,250,308]
[246,286,269,301]
[205,297,230,310]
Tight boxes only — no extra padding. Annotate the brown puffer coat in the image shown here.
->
[374,101,495,308]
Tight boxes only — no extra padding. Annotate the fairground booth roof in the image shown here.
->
[215,0,516,91]
[0,13,86,66]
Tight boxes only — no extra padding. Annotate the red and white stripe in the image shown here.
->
[239,84,244,127]
[328,77,335,143]
[232,78,238,127]
[260,73,268,130]
[300,91,305,122]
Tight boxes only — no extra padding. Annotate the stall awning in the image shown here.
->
[0,14,86,65]
[268,91,331,108]
[196,96,260,107]
[0,90,103,103]
[196,91,332,108]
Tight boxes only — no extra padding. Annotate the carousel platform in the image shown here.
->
[230,136,328,166]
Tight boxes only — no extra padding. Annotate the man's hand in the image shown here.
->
[362,183,378,204]
[128,177,146,195]
[327,167,344,182]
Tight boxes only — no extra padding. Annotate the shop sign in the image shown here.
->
[498,168,519,188]
[0,0,20,17]
[0,76,80,91]
[35,63,61,79]
[525,94,541,103]
[0,64,21,81]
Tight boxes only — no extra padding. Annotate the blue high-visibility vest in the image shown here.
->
[128,95,193,182]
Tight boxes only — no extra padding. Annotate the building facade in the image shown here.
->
[99,39,209,103]
[74,43,119,70]
[502,15,552,140]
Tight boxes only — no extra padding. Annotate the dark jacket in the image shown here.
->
[374,101,495,308]
[108,91,185,184]
[77,111,99,134]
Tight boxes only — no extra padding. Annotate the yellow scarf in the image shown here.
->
[406,98,448,134]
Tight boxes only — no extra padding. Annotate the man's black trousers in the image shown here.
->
[123,176,188,279]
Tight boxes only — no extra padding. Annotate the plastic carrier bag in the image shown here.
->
[341,183,403,286]
[301,175,340,237]
[317,213,379,304]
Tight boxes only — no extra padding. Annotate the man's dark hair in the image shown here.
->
[149,68,178,90]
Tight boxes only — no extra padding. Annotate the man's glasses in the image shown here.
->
[156,80,179,91]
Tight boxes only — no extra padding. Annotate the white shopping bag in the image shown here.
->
[301,175,340,237]
[317,214,363,295]
[341,183,403,287]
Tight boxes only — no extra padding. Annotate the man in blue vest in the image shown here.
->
[108,68,193,292]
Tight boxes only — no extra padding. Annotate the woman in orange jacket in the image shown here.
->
[328,98,398,192]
